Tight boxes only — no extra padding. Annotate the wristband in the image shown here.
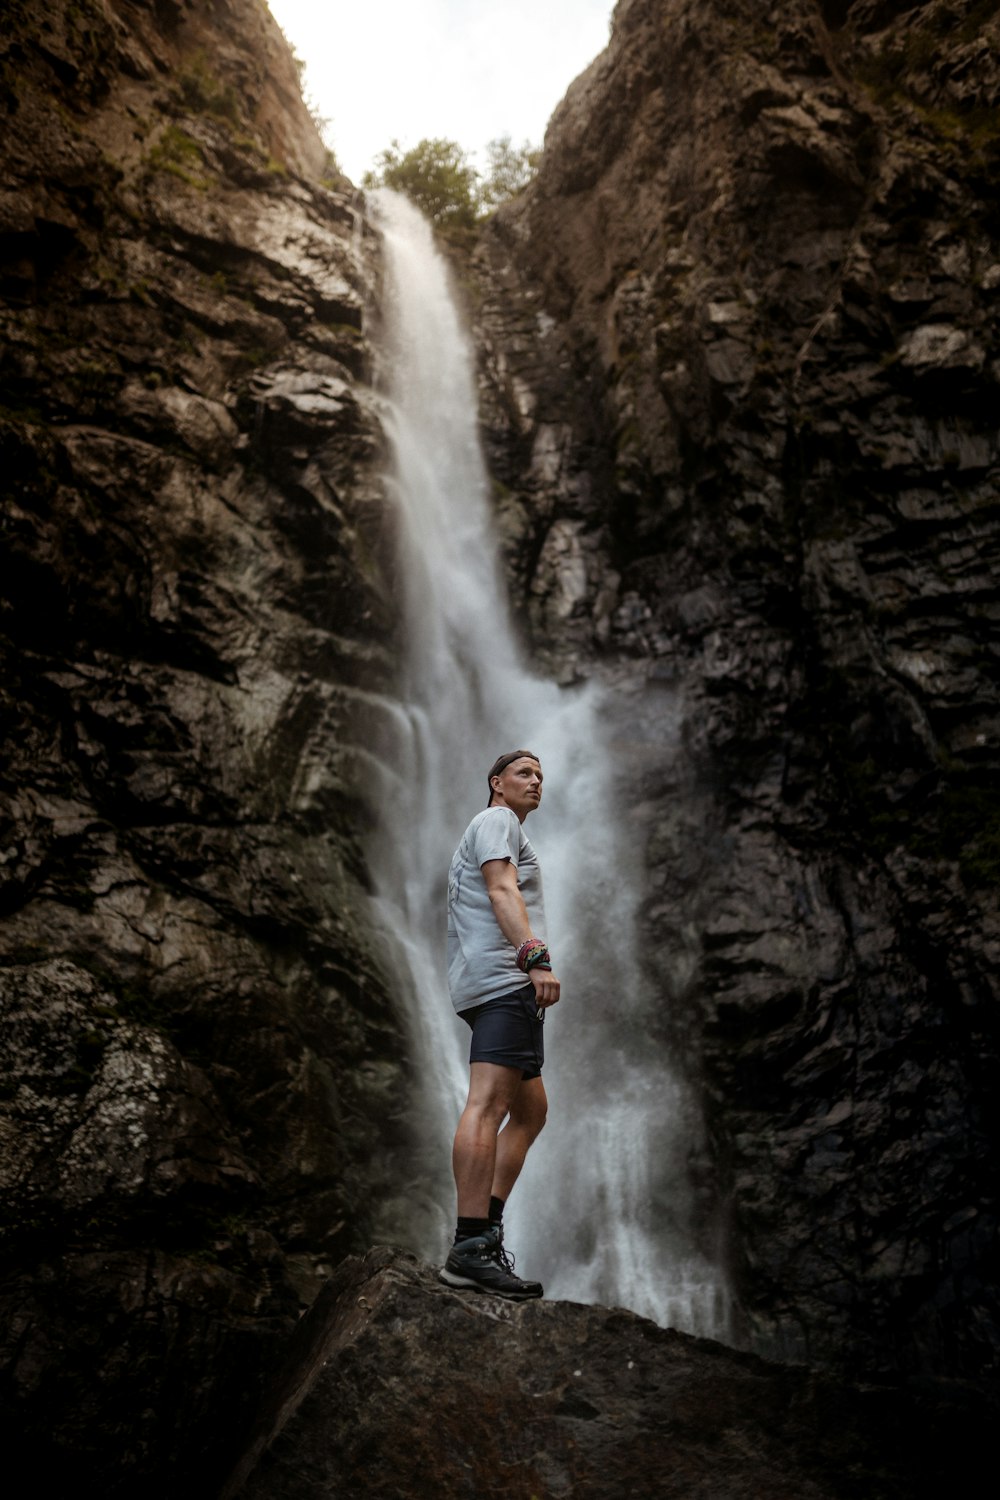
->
[516,937,549,973]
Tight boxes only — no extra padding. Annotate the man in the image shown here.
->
[439,749,561,1300]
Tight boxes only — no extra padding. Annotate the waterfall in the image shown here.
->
[365,189,729,1338]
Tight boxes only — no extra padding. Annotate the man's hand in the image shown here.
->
[530,968,561,1008]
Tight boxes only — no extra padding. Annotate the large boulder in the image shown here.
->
[223,1247,993,1499]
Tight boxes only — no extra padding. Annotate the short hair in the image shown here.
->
[486,749,540,807]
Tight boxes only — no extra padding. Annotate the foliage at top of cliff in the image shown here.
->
[363,134,540,230]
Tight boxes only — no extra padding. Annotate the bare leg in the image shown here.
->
[452,1062,522,1217]
[491,1075,547,1204]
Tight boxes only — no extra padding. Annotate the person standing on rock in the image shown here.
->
[438,749,560,1300]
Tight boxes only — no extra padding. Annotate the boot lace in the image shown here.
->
[494,1239,518,1276]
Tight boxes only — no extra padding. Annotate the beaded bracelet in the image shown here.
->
[515,937,541,970]
[516,937,551,974]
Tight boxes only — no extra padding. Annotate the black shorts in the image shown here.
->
[461,983,544,1080]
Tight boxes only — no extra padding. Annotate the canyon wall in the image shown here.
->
[0,2,407,1491]
[473,0,999,1379]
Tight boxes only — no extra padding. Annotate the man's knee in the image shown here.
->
[513,1084,547,1138]
[462,1084,516,1132]
[472,1096,513,1132]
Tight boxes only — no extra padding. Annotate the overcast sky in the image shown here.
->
[267,1,614,183]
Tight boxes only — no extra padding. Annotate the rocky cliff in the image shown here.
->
[474,0,1000,1380]
[0,2,408,1492]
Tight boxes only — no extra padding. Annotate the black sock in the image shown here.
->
[489,1195,505,1226]
[454,1216,491,1244]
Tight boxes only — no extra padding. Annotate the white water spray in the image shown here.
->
[365,189,728,1337]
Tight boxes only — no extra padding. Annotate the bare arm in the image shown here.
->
[481,859,561,1007]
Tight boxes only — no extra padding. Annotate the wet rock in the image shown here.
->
[0,958,257,1210]
[898,323,986,372]
[472,0,1000,1383]
[0,1,404,1493]
[223,1248,994,1500]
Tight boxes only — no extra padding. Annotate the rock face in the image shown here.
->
[473,0,1000,1380]
[222,1247,992,1499]
[0,2,407,1492]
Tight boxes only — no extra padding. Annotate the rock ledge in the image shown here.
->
[223,1247,991,1500]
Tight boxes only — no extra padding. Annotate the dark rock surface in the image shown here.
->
[473,0,1000,1379]
[223,1247,992,1500]
[0,2,406,1493]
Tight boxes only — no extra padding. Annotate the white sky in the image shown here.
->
[267,1,614,183]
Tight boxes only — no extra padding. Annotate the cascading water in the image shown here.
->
[365,188,729,1337]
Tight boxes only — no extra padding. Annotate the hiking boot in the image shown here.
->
[438,1227,543,1301]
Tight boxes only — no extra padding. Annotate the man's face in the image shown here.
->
[492,757,543,821]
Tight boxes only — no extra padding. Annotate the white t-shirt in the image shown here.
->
[447,806,547,1013]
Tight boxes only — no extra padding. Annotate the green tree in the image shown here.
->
[363,137,480,229]
[479,135,541,212]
